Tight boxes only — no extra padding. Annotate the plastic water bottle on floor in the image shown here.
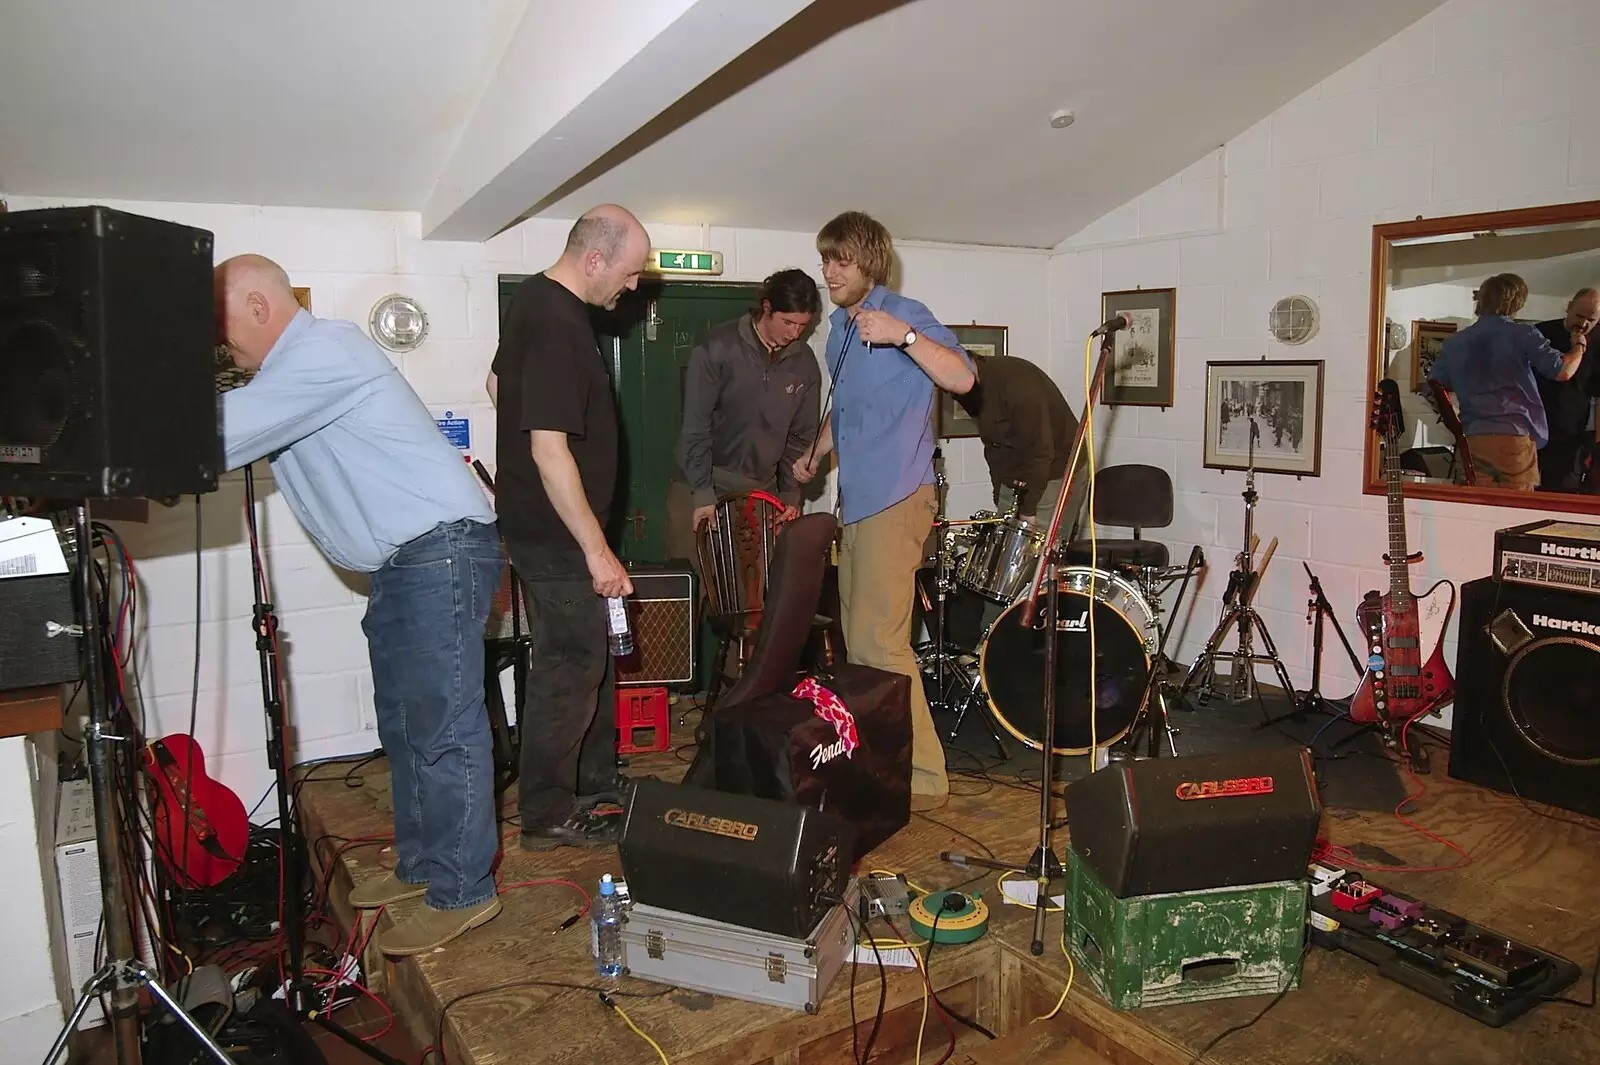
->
[592,874,624,979]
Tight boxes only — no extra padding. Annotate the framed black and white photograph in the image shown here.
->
[1102,288,1176,407]
[1203,360,1325,476]
[937,324,1006,438]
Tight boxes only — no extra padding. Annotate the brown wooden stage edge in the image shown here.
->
[297,739,1600,1065]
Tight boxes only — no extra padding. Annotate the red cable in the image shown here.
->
[496,878,593,918]
[303,967,394,1041]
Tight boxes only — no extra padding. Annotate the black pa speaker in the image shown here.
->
[1065,747,1321,897]
[1450,577,1600,818]
[618,778,852,939]
[0,206,219,498]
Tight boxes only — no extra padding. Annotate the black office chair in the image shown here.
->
[1063,464,1174,570]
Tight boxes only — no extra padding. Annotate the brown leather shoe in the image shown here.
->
[378,896,503,956]
[348,871,427,909]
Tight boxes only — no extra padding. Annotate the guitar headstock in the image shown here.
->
[1371,378,1404,441]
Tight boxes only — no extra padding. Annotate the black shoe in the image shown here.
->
[519,809,621,851]
[576,775,645,810]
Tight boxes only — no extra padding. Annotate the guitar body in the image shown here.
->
[1351,579,1456,725]
[142,734,249,888]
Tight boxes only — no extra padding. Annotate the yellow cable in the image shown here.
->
[1084,334,1098,764]
[1032,914,1076,1022]
[996,871,1063,912]
[912,940,931,1064]
[608,1000,670,1065]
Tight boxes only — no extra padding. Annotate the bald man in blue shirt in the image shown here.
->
[218,254,501,955]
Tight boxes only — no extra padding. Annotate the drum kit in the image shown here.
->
[915,456,1199,761]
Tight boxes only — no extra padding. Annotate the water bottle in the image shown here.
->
[592,873,624,978]
[605,596,635,657]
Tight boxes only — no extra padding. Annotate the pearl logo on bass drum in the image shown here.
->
[662,808,760,841]
[1174,776,1275,800]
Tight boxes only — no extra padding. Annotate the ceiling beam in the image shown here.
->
[422,0,813,242]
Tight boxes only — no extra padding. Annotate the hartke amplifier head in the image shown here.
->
[619,778,853,939]
[1065,747,1321,898]
[1450,577,1600,818]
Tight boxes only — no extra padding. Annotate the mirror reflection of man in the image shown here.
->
[1534,287,1600,491]
[952,352,1079,527]
[665,269,821,566]
[1427,273,1586,491]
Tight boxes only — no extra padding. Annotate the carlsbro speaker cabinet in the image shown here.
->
[0,206,219,498]
[1065,747,1321,898]
[1451,577,1600,818]
[618,778,852,939]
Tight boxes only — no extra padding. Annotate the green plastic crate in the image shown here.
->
[1065,847,1307,1010]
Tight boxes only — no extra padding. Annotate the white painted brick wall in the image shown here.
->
[1053,0,1600,701]
[2,193,1051,798]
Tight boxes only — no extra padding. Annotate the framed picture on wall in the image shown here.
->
[1203,360,1325,477]
[1410,319,1456,393]
[1101,288,1176,407]
[936,324,1006,438]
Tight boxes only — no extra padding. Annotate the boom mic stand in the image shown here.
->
[1295,562,1362,719]
[43,506,235,1065]
[937,325,1117,957]
[243,468,405,1065]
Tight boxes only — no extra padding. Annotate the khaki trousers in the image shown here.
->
[1468,434,1539,490]
[838,485,946,796]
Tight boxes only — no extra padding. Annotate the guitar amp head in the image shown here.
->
[1495,520,1600,597]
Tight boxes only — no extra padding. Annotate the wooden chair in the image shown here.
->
[696,491,782,710]
[483,555,528,799]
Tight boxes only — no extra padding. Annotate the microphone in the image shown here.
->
[1091,312,1133,337]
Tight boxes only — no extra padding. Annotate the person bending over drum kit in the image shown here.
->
[953,350,1082,531]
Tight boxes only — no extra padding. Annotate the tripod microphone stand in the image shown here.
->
[43,505,234,1065]
[243,468,405,1065]
[937,325,1117,957]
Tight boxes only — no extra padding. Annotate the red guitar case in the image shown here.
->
[686,514,911,862]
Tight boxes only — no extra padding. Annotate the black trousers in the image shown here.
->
[506,541,617,830]
[1538,432,1588,492]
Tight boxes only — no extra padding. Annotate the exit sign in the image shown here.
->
[650,249,723,275]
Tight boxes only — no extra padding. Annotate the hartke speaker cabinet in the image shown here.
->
[1065,747,1321,898]
[1450,577,1600,819]
[0,206,219,499]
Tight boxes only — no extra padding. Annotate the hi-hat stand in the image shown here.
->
[243,468,404,1064]
[42,506,234,1065]
[1180,442,1298,710]
[937,325,1119,957]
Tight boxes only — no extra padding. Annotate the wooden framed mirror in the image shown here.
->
[1365,200,1600,514]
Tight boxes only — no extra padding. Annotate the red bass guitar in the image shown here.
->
[1350,380,1455,727]
[142,734,250,888]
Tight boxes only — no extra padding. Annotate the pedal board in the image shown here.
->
[1308,869,1581,1026]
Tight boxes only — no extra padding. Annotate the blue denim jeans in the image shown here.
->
[362,518,501,910]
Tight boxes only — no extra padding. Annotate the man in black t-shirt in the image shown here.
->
[1535,287,1600,491]
[487,204,650,848]
[953,352,1079,523]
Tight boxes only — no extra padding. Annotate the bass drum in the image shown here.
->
[978,567,1156,755]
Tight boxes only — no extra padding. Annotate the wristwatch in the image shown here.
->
[902,329,918,348]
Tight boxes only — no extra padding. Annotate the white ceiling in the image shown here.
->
[0,0,1443,248]
[542,0,1445,247]
[0,0,528,210]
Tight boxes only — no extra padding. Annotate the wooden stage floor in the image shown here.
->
[300,732,1600,1065]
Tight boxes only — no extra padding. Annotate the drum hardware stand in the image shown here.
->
[40,505,236,1065]
[1179,442,1298,713]
[1264,562,1363,727]
[1112,545,1206,761]
[948,324,1119,958]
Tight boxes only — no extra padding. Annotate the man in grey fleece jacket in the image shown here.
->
[666,268,822,566]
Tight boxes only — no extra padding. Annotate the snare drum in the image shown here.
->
[957,515,1046,603]
[978,567,1157,755]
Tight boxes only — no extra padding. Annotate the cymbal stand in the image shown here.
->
[1113,545,1205,760]
[1180,442,1298,710]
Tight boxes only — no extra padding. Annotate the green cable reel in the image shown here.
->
[909,890,990,944]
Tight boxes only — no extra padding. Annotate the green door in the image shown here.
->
[496,277,759,563]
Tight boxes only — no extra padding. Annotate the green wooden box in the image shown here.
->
[1065,847,1307,1010]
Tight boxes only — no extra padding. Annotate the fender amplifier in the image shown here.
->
[1066,747,1321,898]
[618,778,852,939]
[0,572,81,691]
[686,662,912,864]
